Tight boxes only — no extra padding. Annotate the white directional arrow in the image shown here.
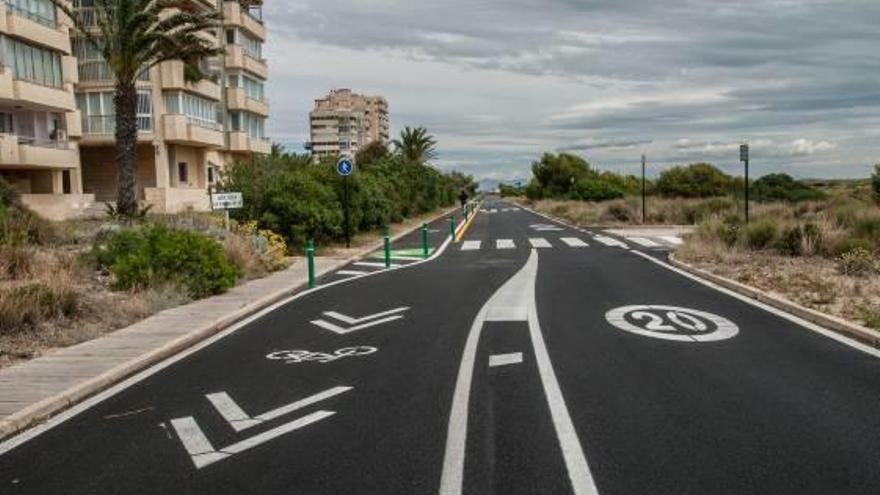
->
[170,386,352,469]
[311,307,410,335]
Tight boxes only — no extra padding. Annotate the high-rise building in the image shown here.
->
[308,89,388,160]
[0,0,271,219]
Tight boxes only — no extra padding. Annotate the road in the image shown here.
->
[2,198,880,494]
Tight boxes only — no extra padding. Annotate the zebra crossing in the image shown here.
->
[480,207,521,214]
[455,237,602,251]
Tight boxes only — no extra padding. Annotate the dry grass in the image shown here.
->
[521,196,739,226]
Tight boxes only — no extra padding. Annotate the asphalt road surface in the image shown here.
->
[2,198,880,494]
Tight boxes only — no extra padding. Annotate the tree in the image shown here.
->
[872,164,880,204]
[56,0,221,217]
[355,140,390,168]
[752,173,826,202]
[392,127,437,165]
[530,153,591,197]
[656,163,734,198]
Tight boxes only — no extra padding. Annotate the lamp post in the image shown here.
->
[641,154,647,224]
[740,144,750,224]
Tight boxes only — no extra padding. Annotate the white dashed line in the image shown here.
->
[461,240,482,251]
[488,352,524,367]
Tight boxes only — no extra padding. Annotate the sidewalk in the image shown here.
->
[0,208,456,440]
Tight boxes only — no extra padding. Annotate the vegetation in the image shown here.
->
[752,174,826,202]
[220,129,475,249]
[872,164,880,204]
[392,126,438,165]
[524,153,642,201]
[656,163,734,198]
[57,0,222,217]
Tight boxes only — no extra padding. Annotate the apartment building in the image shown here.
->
[0,0,270,220]
[308,88,389,160]
[0,0,88,219]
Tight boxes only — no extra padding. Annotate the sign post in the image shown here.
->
[210,192,244,231]
[740,144,750,224]
[337,157,354,248]
[641,154,647,224]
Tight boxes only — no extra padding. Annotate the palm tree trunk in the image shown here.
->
[114,79,139,217]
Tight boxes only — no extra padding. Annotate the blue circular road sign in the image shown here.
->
[337,157,354,176]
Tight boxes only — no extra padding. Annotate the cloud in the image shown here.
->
[790,139,837,156]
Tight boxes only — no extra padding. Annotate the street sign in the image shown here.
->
[211,192,243,210]
[740,144,749,162]
[337,157,354,176]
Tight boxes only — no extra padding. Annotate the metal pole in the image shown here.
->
[450,215,456,240]
[307,239,316,288]
[422,222,429,259]
[744,158,750,224]
[641,154,646,225]
[384,226,391,269]
[224,209,230,231]
[343,175,351,248]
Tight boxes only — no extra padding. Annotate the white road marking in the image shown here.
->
[561,237,589,247]
[311,315,404,335]
[322,307,410,325]
[488,352,523,367]
[593,236,629,248]
[336,270,369,277]
[439,250,598,495]
[529,238,552,248]
[496,239,515,250]
[461,240,482,251]
[172,410,335,469]
[627,237,661,248]
[354,261,399,268]
[206,386,353,432]
[659,235,684,245]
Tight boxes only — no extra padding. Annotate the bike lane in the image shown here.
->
[0,213,528,494]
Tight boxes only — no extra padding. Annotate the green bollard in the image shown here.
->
[307,238,316,288]
[384,226,391,269]
[450,215,456,240]
[422,222,429,259]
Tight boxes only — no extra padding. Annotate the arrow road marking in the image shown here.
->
[206,386,353,432]
[311,307,410,335]
[172,410,335,469]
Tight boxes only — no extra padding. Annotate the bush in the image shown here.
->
[576,177,625,202]
[775,225,804,256]
[0,206,55,246]
[744,218,778,250]
[683,198,735,224]
[752,174,826,203]
[93,225,239,298]
[0,283,79,335]
[0,176,20,208]
[872,164,880,204]
[656,163,735,198]
[837,248,878,277]
[0,245,35,280]
[853,217,880,247]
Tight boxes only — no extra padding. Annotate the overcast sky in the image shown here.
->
[263,0,879,184]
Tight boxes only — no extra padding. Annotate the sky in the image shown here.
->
[263,0,880,185]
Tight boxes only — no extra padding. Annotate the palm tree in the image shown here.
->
[55,0,221,217]
[392,126,437,165]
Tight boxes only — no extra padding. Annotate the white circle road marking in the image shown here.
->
[605,305,739,342]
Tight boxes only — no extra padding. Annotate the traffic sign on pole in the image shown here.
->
[337,157,354,248]
[337,157,354,176]
[740,144,750,224]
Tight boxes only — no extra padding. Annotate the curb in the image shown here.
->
[0,206,458,441]
[668,253,880,348]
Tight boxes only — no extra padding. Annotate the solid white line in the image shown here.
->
[561,237,589,248]
[354,261,399,268]
[629,250,880,359]
[0,234,456,455]
[488,352,523,367]
[627,237,661,247]
[323,307,410,325]
[336,270,369,277]
[496,239,515,250]
[659,235,684,245]
[461,240,482,251]
[529,238,552,248]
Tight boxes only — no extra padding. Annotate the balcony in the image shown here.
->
[224,45,268,79]
[159,61,221,101]
[226,87,268,116]
[1,2,71,53]
[222,1,265,41]
[0,133,79,169]
[0,69,76,111]
[163,114,224,148]
[227,131,270,154]
[80,115,155,145]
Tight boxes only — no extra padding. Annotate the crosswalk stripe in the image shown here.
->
[561,237,588,247]
[659,235,684,245]
[337,270,369,277]
[496,239,515,250]
[628,237,661,247]
[529,238,552,248]
[461,240,482,251]
[593,236,628,248]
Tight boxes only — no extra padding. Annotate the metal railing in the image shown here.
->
[82,115,153,135]
[16,134,70,149]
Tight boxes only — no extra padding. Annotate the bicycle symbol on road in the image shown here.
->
[266,346,378,364]
[605,305,739,342]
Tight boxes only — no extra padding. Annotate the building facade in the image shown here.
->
[308,89,388,160]
[0,0,271,220]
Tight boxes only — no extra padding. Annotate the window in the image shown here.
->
[226,29,235,45]
[0,113,13,134]
[8,0,57,28]
[228,72,265,101]
[207,164,216,184]
[164,92,219,129]
[178,163,188,184]
[227,28,262,59]
[76,89,152,133]
[229,111,265,139]
[72,39,149,82]
[1,36,63,87]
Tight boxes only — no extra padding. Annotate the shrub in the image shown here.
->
[0,176,20,208]
[601,203,633,223]
[744,218,778,250]
[853,217,880,247]
[0,245,35,280]
[775,225,804,256]
[837,248,878,277]
[93,225,239,298]
[0,207,55,246]
[0,283,79,335]
[872,164,880,204]
[684,198,735,224]
[656,163,735,198]
[752,174,826,203]
[576,177,625,202]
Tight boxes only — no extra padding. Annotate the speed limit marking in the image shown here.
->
[605,305,739,342]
